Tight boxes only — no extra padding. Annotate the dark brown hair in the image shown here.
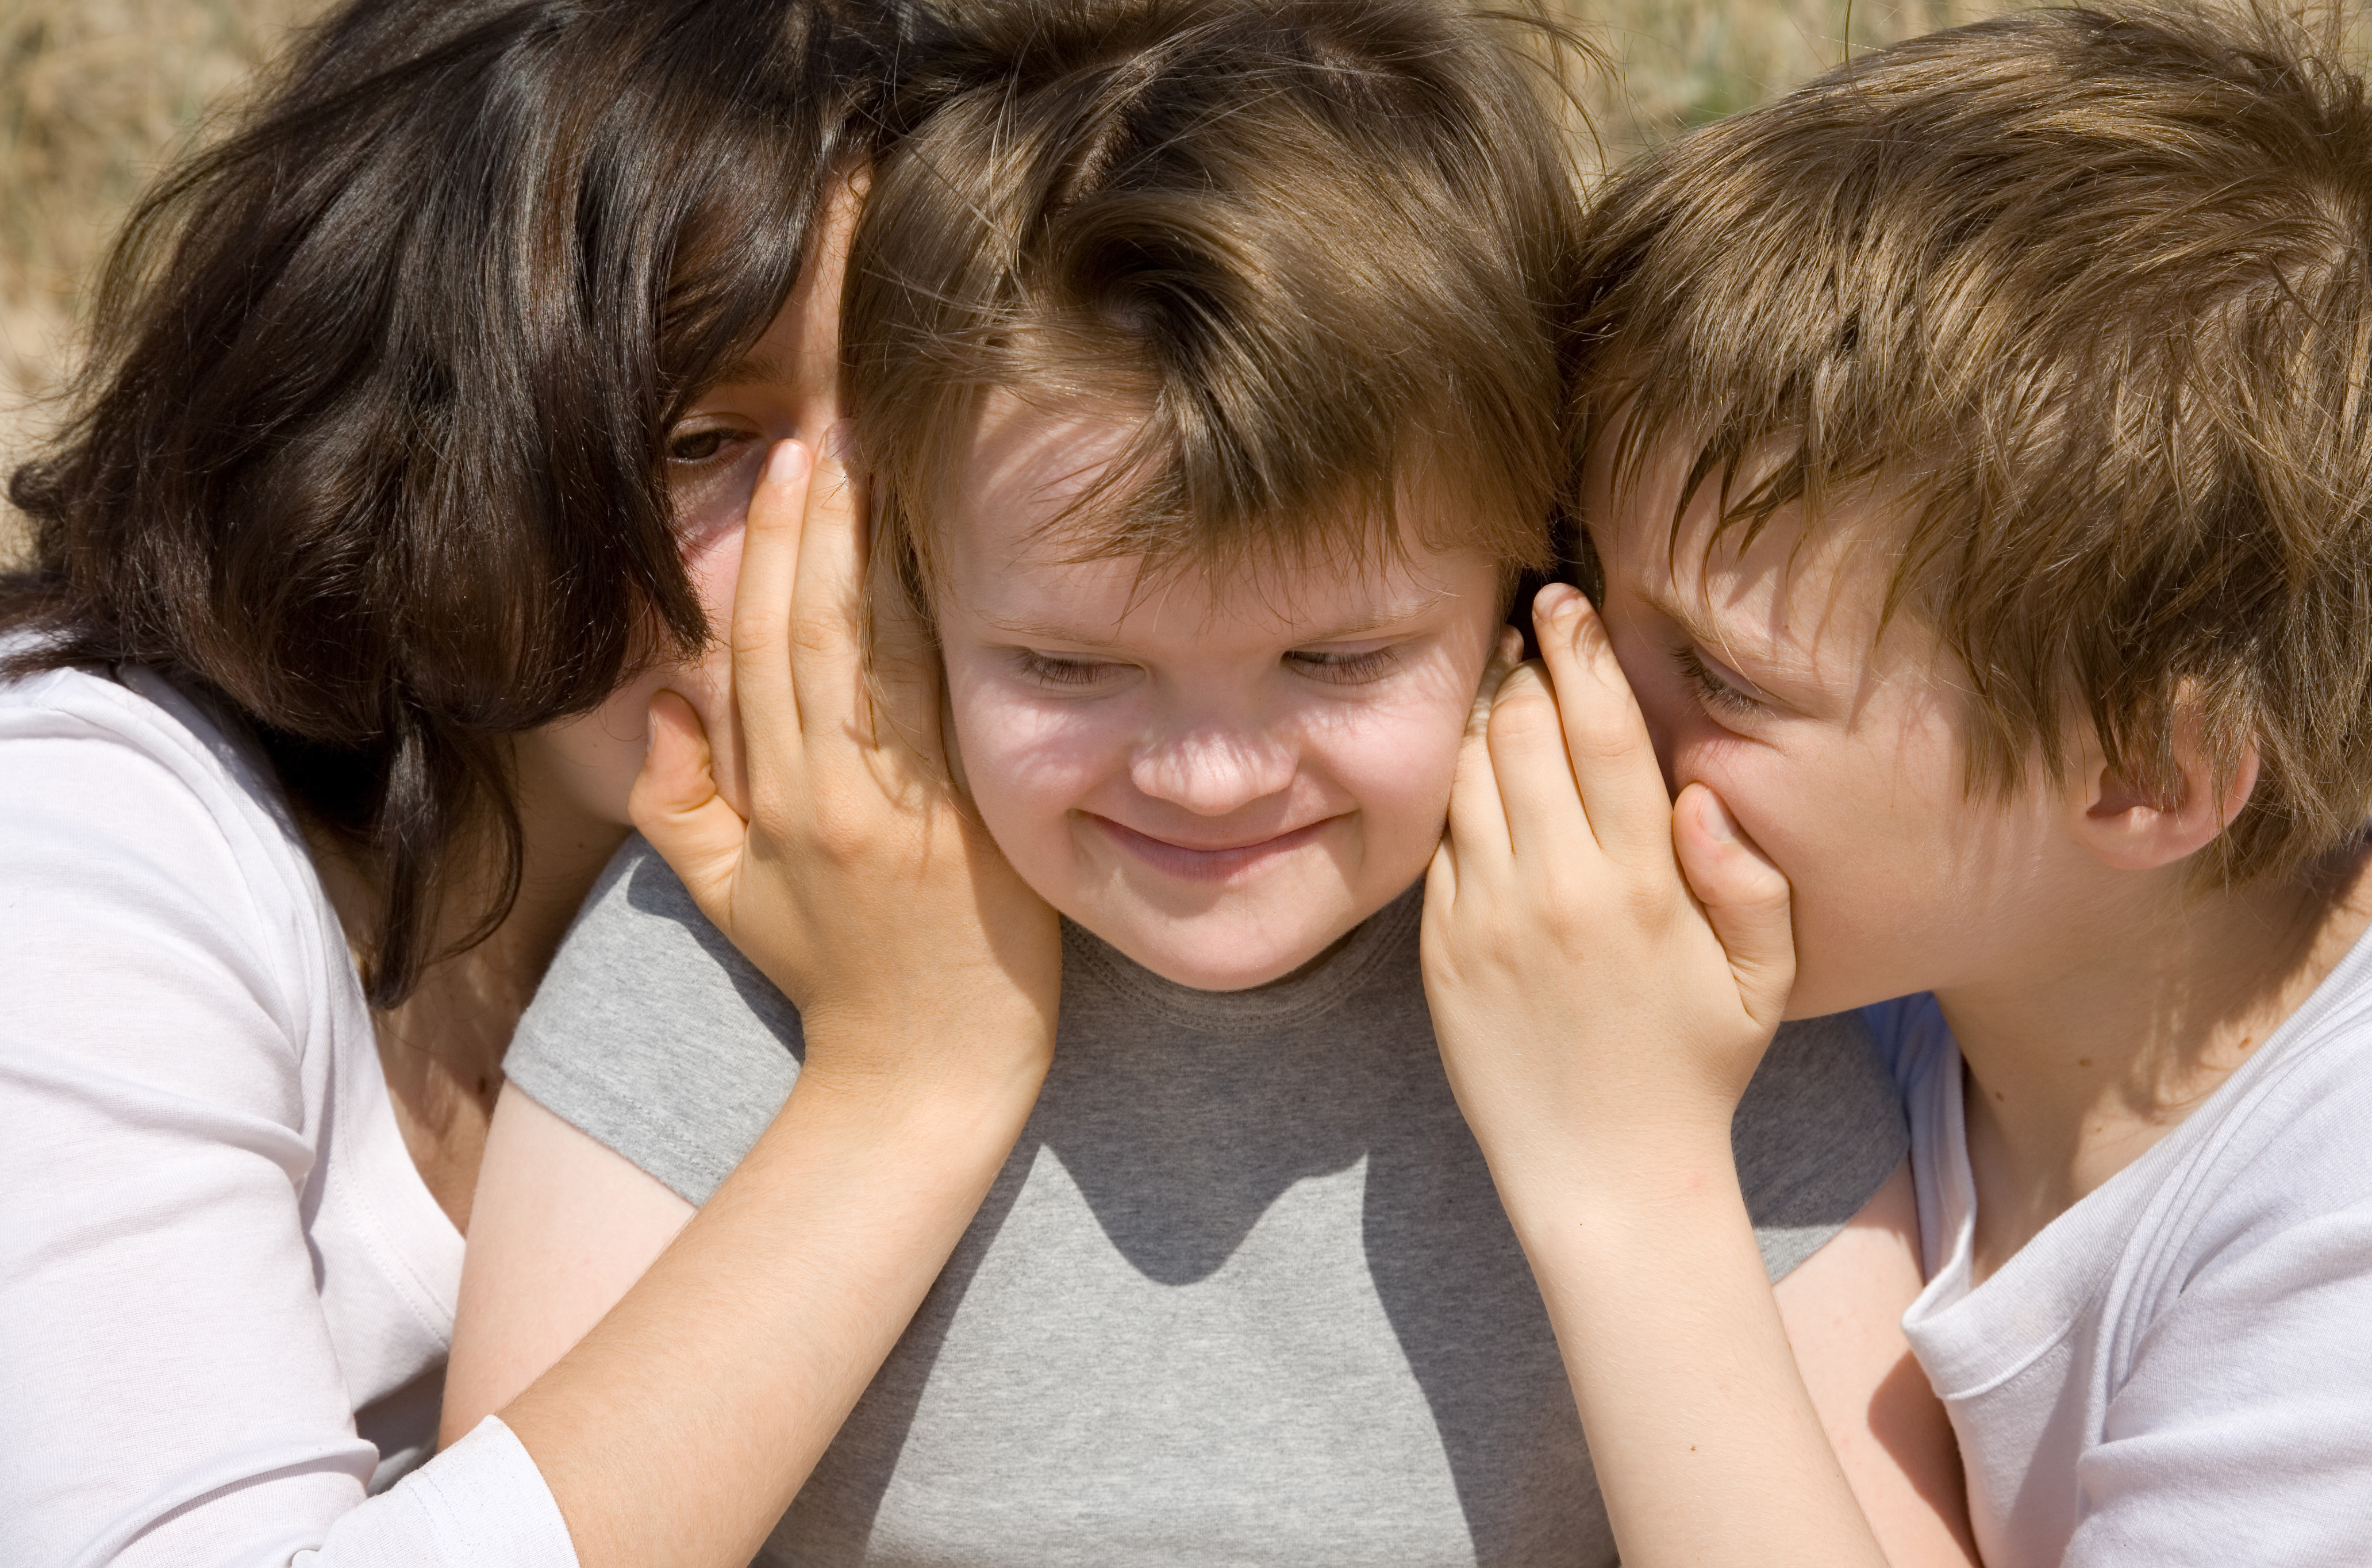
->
[1577,3,2372,883]
[844,0,1589,608]
[2,0,910,1002]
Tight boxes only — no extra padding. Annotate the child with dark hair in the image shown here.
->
[448,2,1966,1563]
[1427,5,2372,1563]
[0,1,958,1562]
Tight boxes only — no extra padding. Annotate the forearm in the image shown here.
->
[1500,1136,1890,1568]
[498,1032,1045,1568]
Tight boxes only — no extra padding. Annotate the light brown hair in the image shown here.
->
[844,0,1589,606]
[1576,2,2372,884]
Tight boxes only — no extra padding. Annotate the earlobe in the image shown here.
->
[2075,727,2259,874]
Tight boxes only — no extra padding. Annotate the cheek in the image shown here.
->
[526,525,748,829]
[941,655,1121,852]
[669,447,769,560]
[685,522,745,631]
[1308,685,1467,825]
[531,669,671,828]
[1675,739,1818,875]
[1331,609,1500,812]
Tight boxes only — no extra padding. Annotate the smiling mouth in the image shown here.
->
[1087,814,1337,882]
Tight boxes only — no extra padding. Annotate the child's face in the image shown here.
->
[933,406,1505,990]
[1589,439,2104,1018]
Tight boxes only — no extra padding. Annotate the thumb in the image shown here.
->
[629,689,751,921]
[1672,783,1797,1031]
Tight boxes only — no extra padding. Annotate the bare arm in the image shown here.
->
[441,431,1060,1568]
[1423,584,1972,1568]
[441,1089,693,1442]
[1777,1160,1977,1565]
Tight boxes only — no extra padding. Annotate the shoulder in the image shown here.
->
[2155,959,2372,1283]
[0,656,336,1085]
[0,654,298,874]
[505,837,804,1206]
[2068,979,2372,1565]
[1736,1011,1910,1279]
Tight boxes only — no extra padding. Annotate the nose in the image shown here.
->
[1128,722,1297,817]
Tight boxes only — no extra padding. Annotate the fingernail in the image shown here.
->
[1697,790,1736,843]
[821,420,857,465]
[767,439,813,486]
[1536,581,1582,621]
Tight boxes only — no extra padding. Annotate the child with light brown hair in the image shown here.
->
[443,2,1967,1564]
[1425,4,2372,1565]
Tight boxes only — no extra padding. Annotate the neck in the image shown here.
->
[312,742,632,1232]
[1937,850,2372,1281]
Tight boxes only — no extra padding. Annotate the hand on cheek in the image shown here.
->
[632,435,1061,1106]
[1420,582,1799,1203]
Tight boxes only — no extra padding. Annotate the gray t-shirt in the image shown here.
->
[508,838,1906,1568]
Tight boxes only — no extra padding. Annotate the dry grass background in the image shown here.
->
[1,0,321,556]
[7,0,2343,564]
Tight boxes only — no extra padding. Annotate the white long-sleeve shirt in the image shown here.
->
[1873,940,2372,1568]
[1,650,576,1568]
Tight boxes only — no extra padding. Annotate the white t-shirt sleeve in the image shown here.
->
[2064,1196,2372,1567]
[0,675,575,1568]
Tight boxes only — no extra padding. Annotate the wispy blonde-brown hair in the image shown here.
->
[844,0,1589,605]
[1577,2,2372,884]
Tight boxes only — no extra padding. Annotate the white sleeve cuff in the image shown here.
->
[297,1417,578,1568]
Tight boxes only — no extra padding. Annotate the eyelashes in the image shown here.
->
[664,423,757,467]
[1016,651,1117,688]
[1013,646,1404,690]
[1282,647,1400,685]
[1673,643,1762,716]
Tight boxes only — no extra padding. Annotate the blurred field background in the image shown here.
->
[1,0,2353,564]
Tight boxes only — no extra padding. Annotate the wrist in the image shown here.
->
[1488,1123,1747,1259]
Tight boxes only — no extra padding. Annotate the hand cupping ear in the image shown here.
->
[1421,583,1797,1196]
[632,433,1061,1100]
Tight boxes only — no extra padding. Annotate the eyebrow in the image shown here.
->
[1636,581,1734,657]
[1633,579,1794,699]
[703,350,795,391]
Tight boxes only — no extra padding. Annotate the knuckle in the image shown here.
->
[1566,715,1647,767]
[789,616,842,663]
[1489,692,1564,755]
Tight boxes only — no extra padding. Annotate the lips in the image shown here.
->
[1087,814,1336,882]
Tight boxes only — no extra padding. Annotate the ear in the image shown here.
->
[2072,715,2259,874]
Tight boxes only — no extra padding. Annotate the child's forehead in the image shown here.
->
[944,521,1495,647]
[1591,429,1910,583]
[1590,431,1935,672]
[934,390,1512,627]
[956,394,1139,524]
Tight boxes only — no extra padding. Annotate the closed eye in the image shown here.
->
[1674,644,1763,716]
[1283,647,1399,685]
[1016,650,1127,689]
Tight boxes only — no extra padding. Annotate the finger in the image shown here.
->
[1672,782,1797,1031]
[1424,831,1460,914]
[730,439,818,762]
[1444,628,1523,868]
[786,421,869,747]
[1533,583,1675,865]
[1485,660,1596,863]
[630,690,752,924]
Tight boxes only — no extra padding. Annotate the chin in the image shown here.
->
[1780,948,1912,1021]
[1092,913,1351,993]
